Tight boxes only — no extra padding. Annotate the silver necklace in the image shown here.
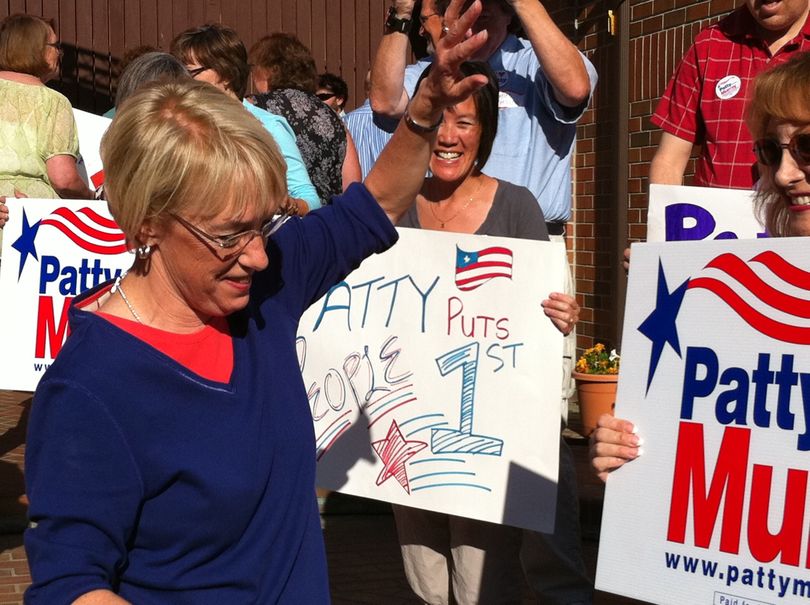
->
[111,274,143,324]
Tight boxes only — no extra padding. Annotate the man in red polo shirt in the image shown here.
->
[650,0,810,189]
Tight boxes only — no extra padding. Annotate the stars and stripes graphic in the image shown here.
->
[40,207,127,255]
[687,251,810,344]
[454,245,513,291]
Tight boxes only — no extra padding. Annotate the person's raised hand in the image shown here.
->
[408,0,489,124]
[391,0,417,17]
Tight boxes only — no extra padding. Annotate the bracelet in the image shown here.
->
[403,110,443,134]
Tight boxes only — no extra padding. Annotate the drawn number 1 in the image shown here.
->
[432,342,503,456]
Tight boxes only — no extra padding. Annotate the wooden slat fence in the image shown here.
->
[0,0,401,114]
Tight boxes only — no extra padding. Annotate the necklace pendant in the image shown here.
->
[440,222,445,228]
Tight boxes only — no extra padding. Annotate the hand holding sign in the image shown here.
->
[588,415,641,482]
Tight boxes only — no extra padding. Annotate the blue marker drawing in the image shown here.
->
[406,421,449,438]
[431,342,504,456]
[366,383,418,429]
[409,471,477,482]
[409,457,466,465]
[411,483,492,493]
[399,413,444,428]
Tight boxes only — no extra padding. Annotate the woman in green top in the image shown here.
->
[0,14,92,201]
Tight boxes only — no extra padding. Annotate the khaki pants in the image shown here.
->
[393,438,592,605]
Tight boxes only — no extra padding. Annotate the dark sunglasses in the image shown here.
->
[315,92,336,101]
[753,133,810,167]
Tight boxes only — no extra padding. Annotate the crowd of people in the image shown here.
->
[0,0,809,602]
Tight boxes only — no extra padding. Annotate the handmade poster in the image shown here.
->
[648,184,767,242]
[596,237,810,604]
[73,108,111,190]
[300,228,565,532]
[0,198,131,391]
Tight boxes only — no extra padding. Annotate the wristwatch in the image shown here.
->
[384,6,413,34]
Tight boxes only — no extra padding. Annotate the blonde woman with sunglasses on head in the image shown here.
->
[592,51,810,481]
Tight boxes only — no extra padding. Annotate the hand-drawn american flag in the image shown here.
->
[687,251,810,344]
[40,207,127,255]
[455,245,513,291]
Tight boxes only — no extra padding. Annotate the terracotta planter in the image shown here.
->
[573,371,618,437]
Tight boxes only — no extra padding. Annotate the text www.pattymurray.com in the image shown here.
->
[664,551,810,601]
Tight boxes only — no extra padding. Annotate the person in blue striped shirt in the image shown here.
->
[345,72,399,180]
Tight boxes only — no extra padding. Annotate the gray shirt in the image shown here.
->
[397,178,549,241]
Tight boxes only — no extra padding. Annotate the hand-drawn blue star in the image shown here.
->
[11,209,41,279]
[637,259,690,393]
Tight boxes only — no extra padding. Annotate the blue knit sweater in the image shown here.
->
[24,184,398,604]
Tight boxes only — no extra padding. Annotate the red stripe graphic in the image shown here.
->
[687,277,810,344]
[703,253,810,318]
[456,272,513,289]
[40,207,127,255]
[77,206,119,230]
[751,251,810,290]
[477,246,512,257]
[43,207,124,242]
[456,260,512,275]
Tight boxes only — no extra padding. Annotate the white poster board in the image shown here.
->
[648,184,767,242]
[301,228,565,532]
[73,109,111,190]
[597,237,810,604]
[0,198,132,391]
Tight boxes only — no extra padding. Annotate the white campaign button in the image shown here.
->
[715,75,742,100]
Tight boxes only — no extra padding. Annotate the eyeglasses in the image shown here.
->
[169,206,295,258]
[753,133,810,167]
[46,42,63,56]
[315,92,336,101]
[419,12,439,25]
[187,66,209,78]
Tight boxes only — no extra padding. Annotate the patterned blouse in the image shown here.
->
[0,78,79,199]
[252,88,346,205]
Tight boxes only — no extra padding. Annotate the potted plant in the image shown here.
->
[573,343,620,437]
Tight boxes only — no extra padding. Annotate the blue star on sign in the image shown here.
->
[637,259,690,394]
[11,208,41,279]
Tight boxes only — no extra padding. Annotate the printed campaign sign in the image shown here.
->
[0,198,132,391]
[300,228,565,532]
[648,184,767,242]
[596,238,810,604]
[73,109,111,190]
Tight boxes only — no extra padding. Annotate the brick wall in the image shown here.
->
[559,0,737,352]
[625,0,735,246]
